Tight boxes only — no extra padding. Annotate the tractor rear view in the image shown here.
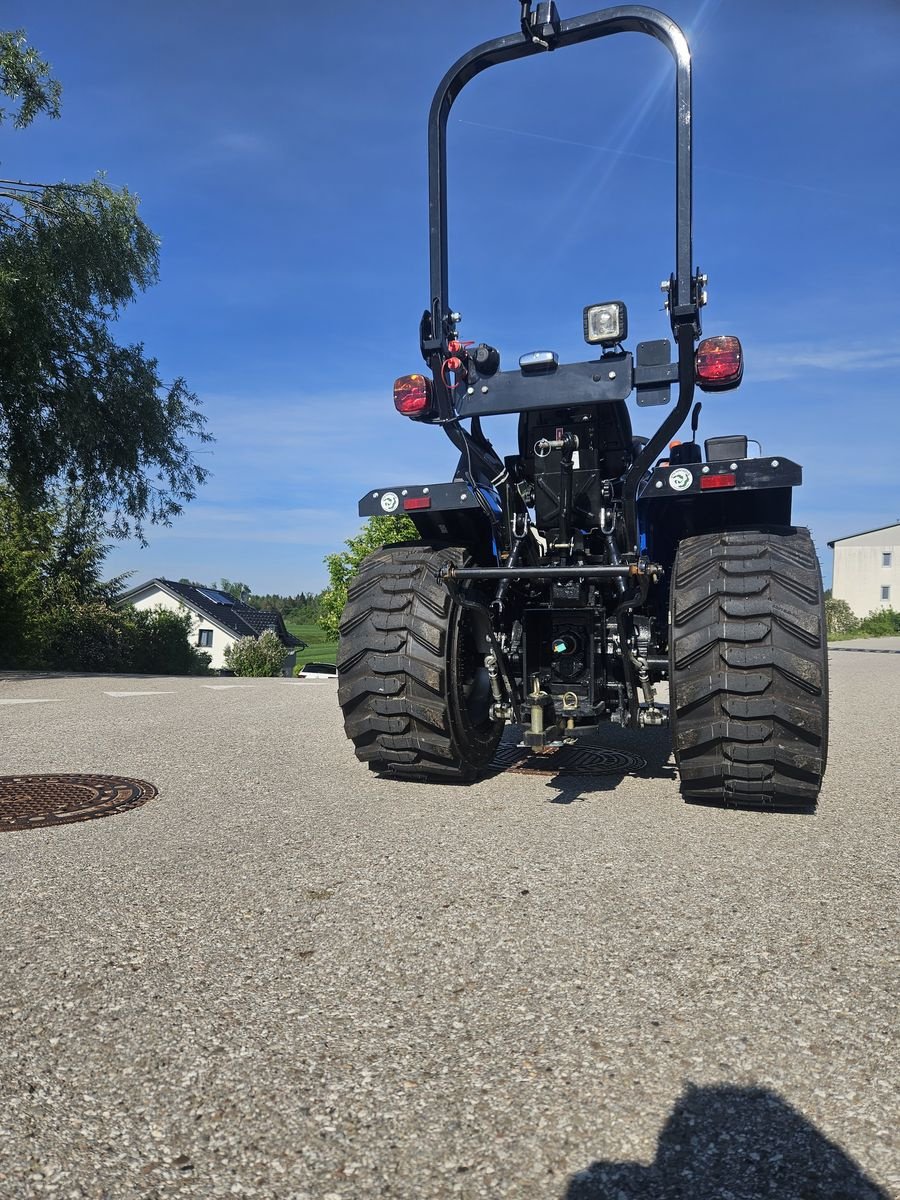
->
[337,2,828,809]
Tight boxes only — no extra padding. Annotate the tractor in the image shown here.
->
[337,2,828,809]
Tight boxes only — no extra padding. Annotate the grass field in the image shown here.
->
[285,621,338,666]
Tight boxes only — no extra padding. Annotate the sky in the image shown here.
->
[4,0,899,592]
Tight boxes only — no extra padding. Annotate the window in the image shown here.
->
[881,586,891,603]
[197,629,213,647]
[883,552,892,568]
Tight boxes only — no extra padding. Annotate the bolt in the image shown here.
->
[771,459,780,468]
[730,462,738,470]
[423,487,429,494]
[460,493,469,501]
[401,489,407,496]
[372,492,379,498]
[660,280,670,292]
[702,465,710,473]
[608,370,617,380]
[655,480,663,489]
[481,385,489,394]
[467,386,475,395]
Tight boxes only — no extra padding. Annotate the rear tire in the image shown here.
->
[669,526,828,809]
[337,543,504,780]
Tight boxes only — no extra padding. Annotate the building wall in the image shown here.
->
[127,586,236,669]
[832,528,900,617]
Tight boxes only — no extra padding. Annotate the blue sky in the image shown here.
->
[4,0,899,591]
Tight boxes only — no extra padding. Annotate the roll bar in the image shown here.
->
[424,3,696,352]
[421,3,702,553]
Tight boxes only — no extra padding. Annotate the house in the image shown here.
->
[120,579,306,672]
[828,522,900,618]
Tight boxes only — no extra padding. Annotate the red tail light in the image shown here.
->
[393,373,433,418]
[695,336,743,391]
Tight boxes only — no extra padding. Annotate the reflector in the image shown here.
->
[695,336,743,391]
[700,472,737,489]
[403,496,431,510]
[393,374,433,417]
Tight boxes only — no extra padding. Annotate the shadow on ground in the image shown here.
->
[564,1083,888,1199]
[488,723,676,805]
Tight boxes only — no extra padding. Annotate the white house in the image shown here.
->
[828,522,900,618]
[120,579,305,672]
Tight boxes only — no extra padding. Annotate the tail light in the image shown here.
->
[695,335,743,391]
[393,373,433,418]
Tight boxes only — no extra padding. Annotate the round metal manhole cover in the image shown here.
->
[0,774,157,832]
[490,743,647,777]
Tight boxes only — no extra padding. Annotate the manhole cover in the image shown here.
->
[0,774,157,832]
[490,743,647,777]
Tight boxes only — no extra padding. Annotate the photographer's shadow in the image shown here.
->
[565,1083,888,1199]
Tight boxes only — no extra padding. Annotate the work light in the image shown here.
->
[583,301,627,346]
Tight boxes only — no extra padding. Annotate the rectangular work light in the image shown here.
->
[583,301,627,346]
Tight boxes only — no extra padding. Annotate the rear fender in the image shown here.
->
[358,482,497,565]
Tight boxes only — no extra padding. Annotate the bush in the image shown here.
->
[857,606,900,638]
[38,603,211,674]
[319,514,418,640]
[824,597,859,639]
[224,630,286,677]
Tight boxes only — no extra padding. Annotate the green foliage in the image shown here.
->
[0,30,61,128]
[0,484,129,664]
[0,485,209,673]
[224,629,286,677]
[825,599,900,641]
[41,603,211,674]
[215,577,252,603]
[856,607,900,638]
[824,596,859,639]
[285,621,337,667]
[0,31,210,542]
[319,515,418,640]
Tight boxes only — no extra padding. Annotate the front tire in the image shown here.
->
[337,543,504,780]
[669,527,828,809]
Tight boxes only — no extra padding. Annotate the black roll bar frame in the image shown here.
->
[421,4,702,552]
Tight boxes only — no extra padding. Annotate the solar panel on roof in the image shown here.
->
[196,588,236,605]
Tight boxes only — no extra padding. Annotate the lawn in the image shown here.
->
[285,621,338,666]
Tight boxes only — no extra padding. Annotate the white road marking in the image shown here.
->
[200,684,257,690]
[0,698,62,705]
[103,690,176,697]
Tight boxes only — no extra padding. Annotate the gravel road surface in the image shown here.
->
[1,654,897,1200]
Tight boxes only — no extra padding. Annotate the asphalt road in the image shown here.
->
[0,655,897,1200]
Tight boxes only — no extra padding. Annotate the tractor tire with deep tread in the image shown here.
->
[669,526,828,809]
[337,542,504,780]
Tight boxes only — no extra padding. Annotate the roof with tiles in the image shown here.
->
[121,579,305,648]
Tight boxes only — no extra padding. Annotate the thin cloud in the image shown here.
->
[747,342,900,383]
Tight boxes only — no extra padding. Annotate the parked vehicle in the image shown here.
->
[338,2,828,808]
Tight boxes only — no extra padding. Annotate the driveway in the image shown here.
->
[0,657,897,1199]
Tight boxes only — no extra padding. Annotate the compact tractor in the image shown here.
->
[337,2,828,808]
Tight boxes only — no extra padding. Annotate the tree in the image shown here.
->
[319,514,418,640]
[216,578,252,603]
[0,483,130,663]
[0,31,60,128]
[0,31,211,542]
